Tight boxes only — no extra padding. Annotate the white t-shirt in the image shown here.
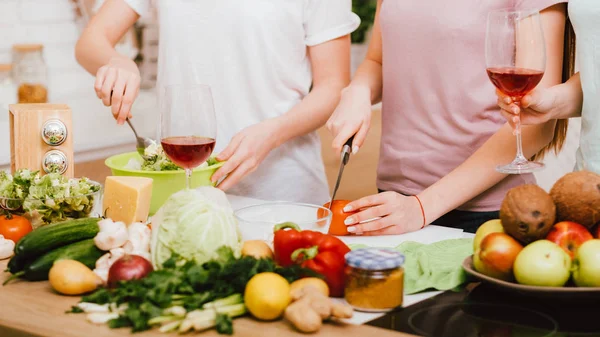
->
[570,0,600,174]
[123,0,360,204]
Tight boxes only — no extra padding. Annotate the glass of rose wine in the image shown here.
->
[485,9,546,174]
[160,84,217,189]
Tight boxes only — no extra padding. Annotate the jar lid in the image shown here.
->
[12,44,44,52]
[345,248,405,270]
[0,64,12,72]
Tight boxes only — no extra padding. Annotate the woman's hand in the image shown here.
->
[326,85,373,154]
[211,119,281,191]
[94,55,141,125]
[342,192,425,236]
[496,88,559,130]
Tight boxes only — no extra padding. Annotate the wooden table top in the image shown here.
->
[0,260,415,337]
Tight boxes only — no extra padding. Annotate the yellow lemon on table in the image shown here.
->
[244,272,291,321]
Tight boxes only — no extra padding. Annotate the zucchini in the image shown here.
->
[4,239,104,283]
[14,217,100,259]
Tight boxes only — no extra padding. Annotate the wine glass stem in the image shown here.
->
[185,168,192,189]
[513,100,527,163]
[515,121,527,161]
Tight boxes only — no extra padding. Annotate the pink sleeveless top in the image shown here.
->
[376,0,567,211]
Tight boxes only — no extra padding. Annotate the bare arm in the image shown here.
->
[272,36,352,147]
[551,72,583,118]
[325,0,383,153]
[75,0,140,124]
[213,35,352,190]
[419,4,567,222]
[347,0,384,104]
[75,0,138,74]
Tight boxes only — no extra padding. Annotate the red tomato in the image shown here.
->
[320,200,356,236]
[0,214,33,243]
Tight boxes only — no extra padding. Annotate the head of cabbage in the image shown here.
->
[150,187,243,269]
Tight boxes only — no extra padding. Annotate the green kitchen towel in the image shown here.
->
[348,238,473,294]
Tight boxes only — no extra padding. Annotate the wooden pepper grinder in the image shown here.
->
[9,103,74,178]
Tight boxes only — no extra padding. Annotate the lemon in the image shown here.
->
[290,278,329,297]
[244,272,291,321]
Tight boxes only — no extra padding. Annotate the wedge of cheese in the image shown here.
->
[103,176,153,225]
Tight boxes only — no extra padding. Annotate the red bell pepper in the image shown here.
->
[273,222,350,297]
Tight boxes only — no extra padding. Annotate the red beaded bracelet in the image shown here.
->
[413,195,426,229]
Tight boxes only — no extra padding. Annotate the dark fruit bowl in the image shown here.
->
[462,255,600,299]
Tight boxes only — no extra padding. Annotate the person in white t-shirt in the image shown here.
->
[75,0,360,204]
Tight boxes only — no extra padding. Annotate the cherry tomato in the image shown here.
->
[0,214,33,243]
[320,200,356,236]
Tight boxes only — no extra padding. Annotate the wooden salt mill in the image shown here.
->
[9,104,74,178]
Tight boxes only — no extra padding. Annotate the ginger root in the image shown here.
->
[284,285,353,333]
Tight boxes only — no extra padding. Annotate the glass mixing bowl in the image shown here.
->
[234,202,332,242]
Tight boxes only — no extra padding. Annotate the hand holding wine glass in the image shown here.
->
[160,84,217,189]
[485,9,546,174]
[496,88,559,130]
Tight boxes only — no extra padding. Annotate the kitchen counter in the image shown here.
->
[0,261,416,337]
[0,194,472,337]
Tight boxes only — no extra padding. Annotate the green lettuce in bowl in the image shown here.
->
[0,169,102,228]
[124,141,220,172]
[105,148,224,215]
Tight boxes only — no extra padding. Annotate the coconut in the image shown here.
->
[549,171,600,229]
[500,184,556,244]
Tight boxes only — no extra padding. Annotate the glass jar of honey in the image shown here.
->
[344,248,405,312]
[12,44,48,103]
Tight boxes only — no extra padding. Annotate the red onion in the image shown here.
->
[107,254,153,288]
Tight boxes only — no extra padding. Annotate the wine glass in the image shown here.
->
[160,84,217,189]
[485,9,546,174]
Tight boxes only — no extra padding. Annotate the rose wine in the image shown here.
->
[486,67,544,97]
[161,136,216,169]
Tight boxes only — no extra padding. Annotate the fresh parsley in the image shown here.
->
[75,247,318,334]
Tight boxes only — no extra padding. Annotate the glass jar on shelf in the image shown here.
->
[0,64,17,114]
[12,44,48,104]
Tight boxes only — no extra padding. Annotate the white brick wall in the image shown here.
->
[0,0,158,167]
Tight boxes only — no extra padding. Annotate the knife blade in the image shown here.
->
[328,135,355,209]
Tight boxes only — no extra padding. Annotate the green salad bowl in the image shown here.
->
[105,152,225,215]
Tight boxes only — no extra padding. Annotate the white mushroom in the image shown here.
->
[123,222,151,254]
[93,247,127,284]
[94,219,129,251]
[0,235,15,260]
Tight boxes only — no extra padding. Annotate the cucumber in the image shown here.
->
[6,254,31,274]
[14,217,100,259]
[4,239,104,283]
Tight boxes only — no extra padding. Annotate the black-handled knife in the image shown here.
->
[328,135,355,208]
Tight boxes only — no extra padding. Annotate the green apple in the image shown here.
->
[572,239,600,287]
[473,219,505,251]
[513,240,571,287]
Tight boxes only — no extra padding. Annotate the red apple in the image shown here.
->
[473,232,523,281]
[545,221,593,259]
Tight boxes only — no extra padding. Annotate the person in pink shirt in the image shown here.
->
[327,0,570,234]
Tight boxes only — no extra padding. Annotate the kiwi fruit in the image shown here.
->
[550,171,600,229]
[500,184,556,244]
